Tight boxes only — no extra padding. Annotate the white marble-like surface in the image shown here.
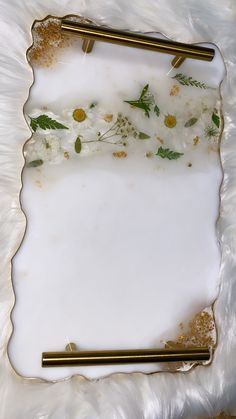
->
[9,34,225,380]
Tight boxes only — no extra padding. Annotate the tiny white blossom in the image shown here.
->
[25,133,63,164]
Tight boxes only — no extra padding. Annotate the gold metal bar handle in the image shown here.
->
[42,347,210,367]
[61,19,215,62]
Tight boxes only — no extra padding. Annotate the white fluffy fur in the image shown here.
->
[0,0,236,417]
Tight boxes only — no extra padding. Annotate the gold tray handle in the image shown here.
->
[61,19,215,68]
[42,345,211,367]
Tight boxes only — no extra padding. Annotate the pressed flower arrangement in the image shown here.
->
[25,75,222,168]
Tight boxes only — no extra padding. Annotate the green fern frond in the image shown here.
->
[172,73,208,89]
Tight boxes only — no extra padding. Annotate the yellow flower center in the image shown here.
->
[73,108,87,122]
[164,114,177,128]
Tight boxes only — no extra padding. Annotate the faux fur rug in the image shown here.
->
[0,0,236,417]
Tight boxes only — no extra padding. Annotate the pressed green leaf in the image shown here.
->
[184,117,198,127]
[212,112,220,128]
[172,73,208,89]
[154,105,160,117]
[124,100,147,109]
[27,159,43,167]
[74,136,82,153]
[140,84,149,99]
[30,118,38,132]
[29,115,69,132]
[156,146,184,160]
[124,100,151,117]
[138,132,150,139]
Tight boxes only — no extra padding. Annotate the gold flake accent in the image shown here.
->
[170,84,180,96]
[113,151,127,158]
[156,136,164,144]
[176,310,215,347]
[193,136,200,146]
[28,19,73,68]
[164,309,215,370]
[103,114,113,122]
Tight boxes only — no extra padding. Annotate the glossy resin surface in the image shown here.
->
[9,19,225,380]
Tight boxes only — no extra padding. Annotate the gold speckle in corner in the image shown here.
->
[193,136,200,146]
[113,151,127,159]
[164,309,215,370]
[170,84,180,96]
[175,310,215,348]
[27,19,73,68]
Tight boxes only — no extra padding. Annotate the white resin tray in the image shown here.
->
[9,18,225,380]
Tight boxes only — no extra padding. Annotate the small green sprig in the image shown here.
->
[172,73,208,89]
[204,124,218,139]
[124,84,153,117]
[154,105,160,117]
[124,84,160,118]
[156,146,184,160]
[29,114,69,132]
